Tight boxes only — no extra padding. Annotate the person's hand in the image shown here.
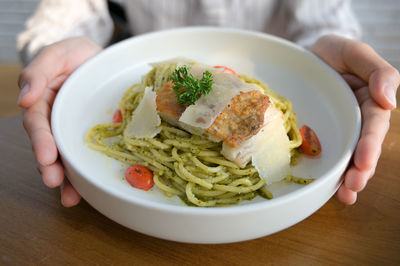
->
[311,34,399,204]
[18,37,102,207]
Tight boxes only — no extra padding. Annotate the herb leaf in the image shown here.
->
[170,65,213,105]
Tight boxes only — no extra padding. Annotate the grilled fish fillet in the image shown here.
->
[156,80,270,149]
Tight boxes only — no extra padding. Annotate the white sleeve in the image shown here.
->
[278,0,361,48]
[17,0,114,64]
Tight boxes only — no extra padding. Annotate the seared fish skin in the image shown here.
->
[155,81,186,120]
[207,90,269,147]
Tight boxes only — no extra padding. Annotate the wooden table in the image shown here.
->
[0,64,21,119]
[1,111,399,265]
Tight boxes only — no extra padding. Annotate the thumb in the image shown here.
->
[311,35,399,110]
[17,37,102,108]
[368,66,399,110]
[18,46,66,108]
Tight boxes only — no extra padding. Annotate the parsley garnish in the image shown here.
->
[170,65,213,105]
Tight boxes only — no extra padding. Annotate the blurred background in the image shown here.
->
[1,0,399,118]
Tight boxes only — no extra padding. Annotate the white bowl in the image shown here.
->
[51,27,361,243]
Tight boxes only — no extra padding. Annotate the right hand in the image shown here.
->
[18,37,102,207]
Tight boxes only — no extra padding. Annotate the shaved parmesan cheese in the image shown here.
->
[179,64,258,128]
[221,106,291,184]
[124,86,161,138]
[251,115,291,184]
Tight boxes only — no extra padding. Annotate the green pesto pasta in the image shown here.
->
[85,62,312,207]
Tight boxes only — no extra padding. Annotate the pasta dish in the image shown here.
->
[86,58,320,207]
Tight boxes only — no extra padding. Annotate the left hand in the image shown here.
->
[311,34,399,204]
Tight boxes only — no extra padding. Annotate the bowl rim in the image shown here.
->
[51,26,361,215]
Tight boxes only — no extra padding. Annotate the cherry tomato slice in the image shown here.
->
[299,125,322,156]
[112,108,123,123]
[214,65,237,75]
[125,165,154,191]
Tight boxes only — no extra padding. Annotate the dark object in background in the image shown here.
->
[107,1,131,44]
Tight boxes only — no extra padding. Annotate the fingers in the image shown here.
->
[38,163,81,207]
[336,184,357,205]
[353,135,381,172]
[311,35,400,110]
[339,165,374,205]
[344,166,374,193]
[61,179,82,207]
[26,100,82,207]
[39,160,65,188]
[23,90,58,165]
[354,88,391,171]
[38,162,81,207]
[337,87,390,204]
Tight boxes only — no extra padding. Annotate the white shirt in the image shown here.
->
[17,0,361,64]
